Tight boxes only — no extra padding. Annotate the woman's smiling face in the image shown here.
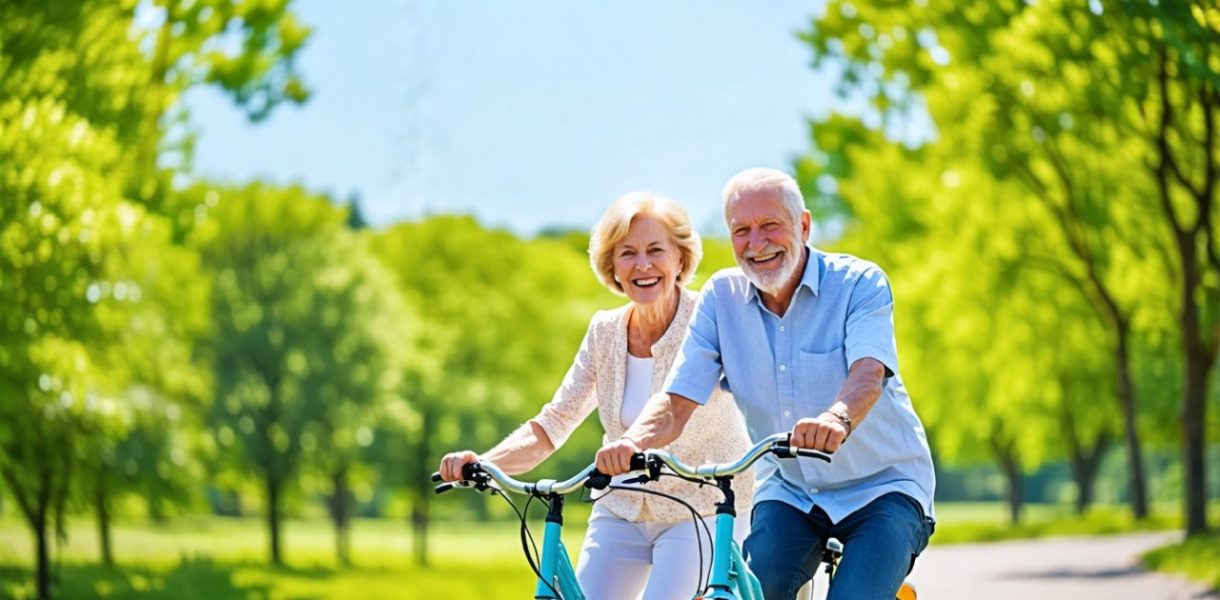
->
[612,214,681,306]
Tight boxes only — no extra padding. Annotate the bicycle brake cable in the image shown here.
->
[491,489,563,599]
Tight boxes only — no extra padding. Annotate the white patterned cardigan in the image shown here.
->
[532,288,754,524]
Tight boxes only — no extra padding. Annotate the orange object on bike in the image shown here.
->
[897,581,918,600]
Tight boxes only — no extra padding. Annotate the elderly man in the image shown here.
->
[595,168,935,600]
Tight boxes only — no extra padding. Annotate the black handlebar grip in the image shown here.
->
[629,454,648,471]
[586,469,612,490]
[796,448,832,462]
[434,483,455,495]
[461,462,482,481]
[430,472,443,483]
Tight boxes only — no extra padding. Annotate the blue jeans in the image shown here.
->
[744,493,933,600]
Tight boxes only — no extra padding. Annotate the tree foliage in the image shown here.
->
[798,0,1217,527]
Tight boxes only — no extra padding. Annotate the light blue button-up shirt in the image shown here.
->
[665,246,935,523]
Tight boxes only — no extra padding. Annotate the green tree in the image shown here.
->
[192,183,408,565]
[135,0,310,182]
[296,232,416,566]
[370,216,612,565]
[80,226,208,564]
[799,0,1213,526]
[0,97,193,598]
[1118,0,1220,536]
[1,0,314,578]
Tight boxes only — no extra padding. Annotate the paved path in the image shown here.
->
[808,531,1215,600]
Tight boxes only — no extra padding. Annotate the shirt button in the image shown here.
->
[784,410,791,417]
[779,325,786,332]
[779,364,787,372]
[809,488,819,494]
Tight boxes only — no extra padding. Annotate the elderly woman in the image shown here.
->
[437,192,752,600]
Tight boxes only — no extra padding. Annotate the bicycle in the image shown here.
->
[433,433,917,599]
[432,432,830,599]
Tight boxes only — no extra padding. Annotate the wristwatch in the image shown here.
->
[826,408,853,437]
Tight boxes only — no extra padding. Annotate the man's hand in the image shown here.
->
[790,413,849,453]
[437,450,479,482]
[595,437,642,476]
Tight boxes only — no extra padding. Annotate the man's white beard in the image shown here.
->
[740,242,802,296]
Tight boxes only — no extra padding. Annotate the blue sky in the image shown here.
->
[185,1,844,235]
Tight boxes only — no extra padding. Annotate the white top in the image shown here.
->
[620,354,656,429]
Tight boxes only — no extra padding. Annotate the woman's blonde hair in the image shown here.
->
[588,192,703,296]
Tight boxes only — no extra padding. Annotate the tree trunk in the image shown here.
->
[1180,268,1210,536]
[1113,329,1150,519]
[410,404,435,567]
[266,474,283,565]
[147,494,166,523]
[94,481,113,566]
[35,513,51,600]
[329,465,352,566]
[1,463,54,600]
[1073,434,1108,515]
[990,432,1023,525]
[999,455,1023,525]
[411,503,429,567]
[1065,424,1110,514]
[1059,392,1112,514]
[1154,48,1215,537]
[232,490,243,517]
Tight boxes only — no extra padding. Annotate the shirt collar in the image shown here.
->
[745,245,822,305]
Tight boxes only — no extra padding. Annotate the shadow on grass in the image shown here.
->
[0,556,325,600]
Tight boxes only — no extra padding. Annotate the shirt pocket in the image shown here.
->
[794,346,850,483]
[795,346,847,416]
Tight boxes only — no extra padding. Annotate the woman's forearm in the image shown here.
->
[480,420,557,475]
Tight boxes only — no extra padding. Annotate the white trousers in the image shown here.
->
[574,504,750,600]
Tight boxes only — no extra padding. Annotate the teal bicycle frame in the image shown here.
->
[702,506,762,599]
[535,494,583,599]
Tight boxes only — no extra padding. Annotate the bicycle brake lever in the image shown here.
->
[772,442,797,458]
[586,472,613,490]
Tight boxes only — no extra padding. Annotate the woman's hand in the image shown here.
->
[438,450,480,482]
[595,436,642,476]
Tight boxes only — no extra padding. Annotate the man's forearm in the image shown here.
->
[621,392,697,449]
[830,357,886,426]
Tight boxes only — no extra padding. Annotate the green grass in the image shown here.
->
[0,501,1212,599]
[0,514,584,599]
[0,558,531,599]
[1142,533,1220,592]
[929,502,1182,544]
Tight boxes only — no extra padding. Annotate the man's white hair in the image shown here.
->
[721,167,806,227]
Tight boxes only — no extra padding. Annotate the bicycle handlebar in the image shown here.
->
[431,433,828,495]
[640,433,831,480]
[431,459,631,496]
